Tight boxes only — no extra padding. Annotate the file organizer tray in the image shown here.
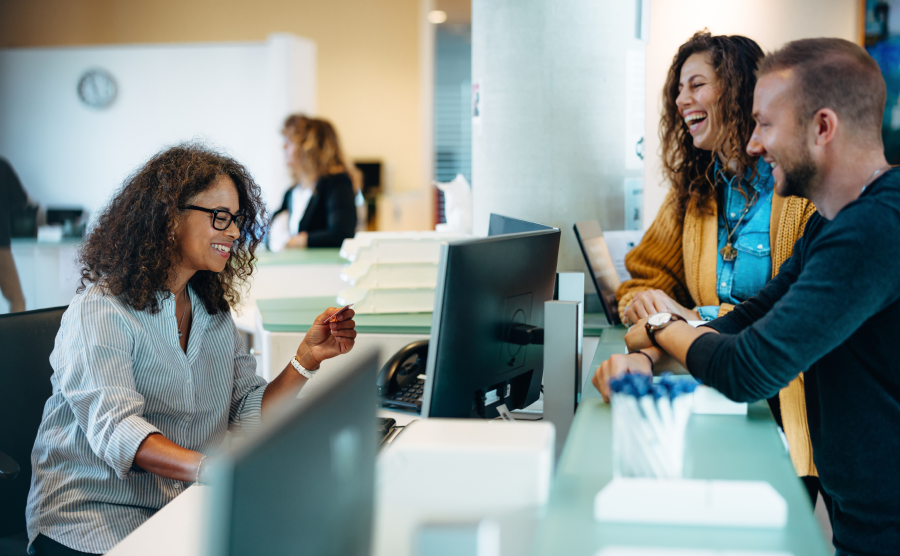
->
[337,286,435,314]
[340,261,439,289]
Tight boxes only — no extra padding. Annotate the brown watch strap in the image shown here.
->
[646,313,686,349]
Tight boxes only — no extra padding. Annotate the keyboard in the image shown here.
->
[380,376,425,413]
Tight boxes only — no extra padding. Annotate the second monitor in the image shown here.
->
[421,229,561,419]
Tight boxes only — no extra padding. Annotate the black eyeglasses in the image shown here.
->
[181,205,246,231]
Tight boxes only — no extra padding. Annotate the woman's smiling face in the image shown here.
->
[675,52,722,152]
[173,175,241,276]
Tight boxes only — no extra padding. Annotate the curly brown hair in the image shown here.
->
[77,143,266,315]
[660,31,764,215]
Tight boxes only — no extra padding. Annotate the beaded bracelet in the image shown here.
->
[629,350,654,372]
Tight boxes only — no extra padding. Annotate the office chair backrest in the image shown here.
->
[0,306,66,538]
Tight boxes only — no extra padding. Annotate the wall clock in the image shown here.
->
[77,69,117,109]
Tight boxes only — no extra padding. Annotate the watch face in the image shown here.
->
[647,312,673,327]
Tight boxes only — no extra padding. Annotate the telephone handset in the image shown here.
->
[377,339,429,412]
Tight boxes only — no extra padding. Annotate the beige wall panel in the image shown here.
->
[1,0,430,220]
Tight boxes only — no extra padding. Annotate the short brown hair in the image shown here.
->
[758,38,885,144]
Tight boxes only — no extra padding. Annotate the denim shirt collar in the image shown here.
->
[714,157,774,195]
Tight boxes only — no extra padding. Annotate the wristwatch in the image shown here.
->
[645,312,686,349]
[290,355,319,379]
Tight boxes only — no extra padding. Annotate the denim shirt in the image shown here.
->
[697,158,775,321]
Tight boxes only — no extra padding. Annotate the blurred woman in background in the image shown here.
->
[270,115,359,249]
[0,157,27,313]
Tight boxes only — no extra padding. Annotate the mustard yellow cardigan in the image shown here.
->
[617,189,818,476]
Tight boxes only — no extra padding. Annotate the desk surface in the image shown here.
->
[105,326,828,556]
[530,326,830,555]
[254,247,344,266]
[259,295,610,336]
[259,296,435,334]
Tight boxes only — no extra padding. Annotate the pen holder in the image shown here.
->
[610,373,696,479]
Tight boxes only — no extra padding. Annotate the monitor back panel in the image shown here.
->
[206,351,378,556]
[423,230,560,419]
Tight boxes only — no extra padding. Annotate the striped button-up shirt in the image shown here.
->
[26,283,268,553]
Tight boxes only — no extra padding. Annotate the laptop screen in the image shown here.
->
[573,221,621,325]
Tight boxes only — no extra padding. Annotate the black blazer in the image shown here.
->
[0,158,27,247]
[273,173,357,248]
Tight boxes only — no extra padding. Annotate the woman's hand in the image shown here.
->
[591,352,654,403]
[264,308,357,414]
[287,232,309,249]
[298,306,357,366]
[624,289,699,326]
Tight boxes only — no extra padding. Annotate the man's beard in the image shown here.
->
[779,143,820,200]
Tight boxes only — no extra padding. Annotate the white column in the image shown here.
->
[472,0,646,271]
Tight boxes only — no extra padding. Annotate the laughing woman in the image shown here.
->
[613,32,821,502]
[25,144,356,555]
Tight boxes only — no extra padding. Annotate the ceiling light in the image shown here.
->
[428,10,448,24]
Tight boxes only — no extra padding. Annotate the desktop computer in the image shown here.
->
[487,213,557,236]
[420,229,561,419]
[203,350,379,556]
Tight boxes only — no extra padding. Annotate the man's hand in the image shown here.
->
[624,317,653,352]
[591,352,653,403]
[298,307,357,366]
[624,289,699,326]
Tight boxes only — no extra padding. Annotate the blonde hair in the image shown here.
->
[282,115,361,191]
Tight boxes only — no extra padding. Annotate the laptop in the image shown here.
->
[573,221,622,325]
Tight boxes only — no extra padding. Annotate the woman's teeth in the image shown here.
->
[685,113,707,130]
[213,244,230,253]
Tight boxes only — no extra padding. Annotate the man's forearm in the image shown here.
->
[653,322,718,367]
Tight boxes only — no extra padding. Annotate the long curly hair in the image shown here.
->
[77,143,266,315]
[283,114,361,191]
[660,31,764,215]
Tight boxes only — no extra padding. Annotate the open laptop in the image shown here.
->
[203,350,379,556]
[573,221,622,325]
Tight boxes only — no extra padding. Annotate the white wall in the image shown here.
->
[0,33,315,222]
[642,0,860,225]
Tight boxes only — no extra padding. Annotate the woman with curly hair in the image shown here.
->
[614,32,822,503]
[269,115,359,250]
[25,144,357,555]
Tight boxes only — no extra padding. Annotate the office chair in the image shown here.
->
[0,306,67,555]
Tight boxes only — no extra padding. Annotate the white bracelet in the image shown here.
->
[290,355,319,379]
[195,455,208,484]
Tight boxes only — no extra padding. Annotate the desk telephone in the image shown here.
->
[377,340,429,413]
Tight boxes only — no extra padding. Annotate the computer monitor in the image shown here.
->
[487,213,556,236]
[421,229,561,419]
[573,220,621,325]
[203,350,379,556]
